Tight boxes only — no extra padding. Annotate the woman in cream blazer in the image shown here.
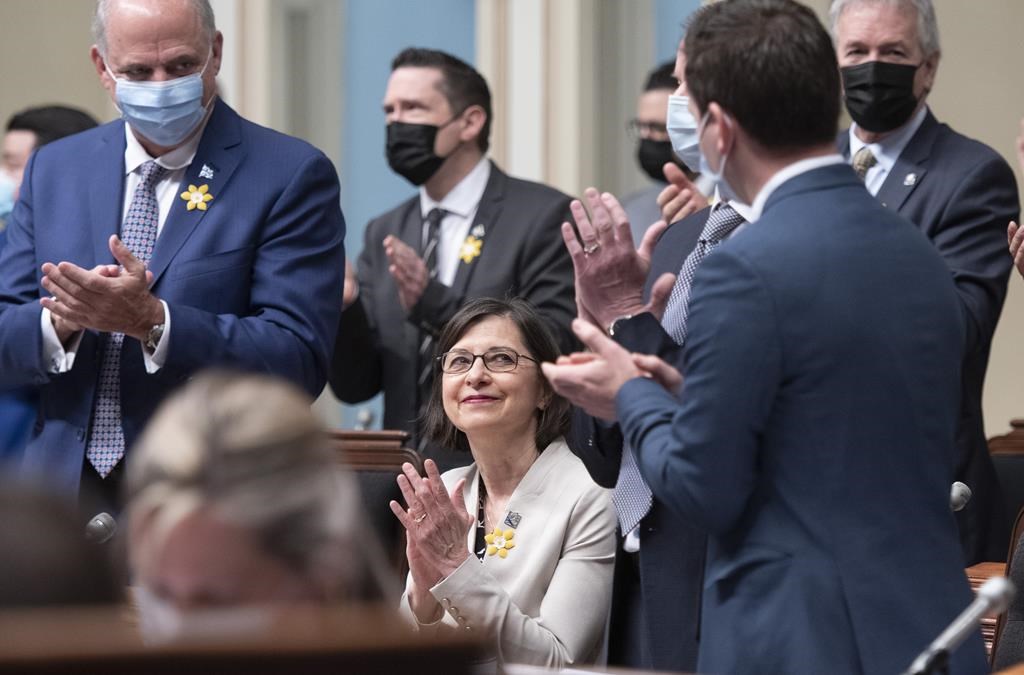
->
[390,298,615,667]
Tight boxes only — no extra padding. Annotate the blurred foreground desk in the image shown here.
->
[0,604,479,674]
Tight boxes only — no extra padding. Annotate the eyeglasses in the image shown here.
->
[438,348,539,374]
[627,118,668,140]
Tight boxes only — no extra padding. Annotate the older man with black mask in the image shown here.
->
[833,0,1020,566]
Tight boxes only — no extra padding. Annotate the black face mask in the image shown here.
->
[386,121,451,186]
[841,60,920,134]
[636,138,678,182]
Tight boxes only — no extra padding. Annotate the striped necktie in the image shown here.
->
[415,208,446,449]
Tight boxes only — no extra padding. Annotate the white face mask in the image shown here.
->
[0,170,16,223]
[666,94,701,172]
[697,110,741,204]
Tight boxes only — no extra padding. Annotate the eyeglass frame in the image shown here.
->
[437,347,540,375]
[627,118,669,141]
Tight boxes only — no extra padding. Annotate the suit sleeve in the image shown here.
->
[568,312,684,488]
[329,220,385,402]
[409,484,615,667]
[930,154,1018,355]
[619,249,782,535]
[162,152,345,396]
[0,150,52,389]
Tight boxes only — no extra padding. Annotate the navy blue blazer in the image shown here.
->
[619,164,988,675]
[840,111,1020,563]
[567,208,709,672]
[0,100,346,496]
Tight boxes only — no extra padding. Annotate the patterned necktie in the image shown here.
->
[612,204,746,537]
[86,160,167,477]
[415,208,446,449]
[662,204,746,346]
[852,146,877,181]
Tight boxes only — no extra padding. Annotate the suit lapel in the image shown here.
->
[450,162,505,296]
[89,124,128,266]
[148,100,243,286]
[873,111,937,212]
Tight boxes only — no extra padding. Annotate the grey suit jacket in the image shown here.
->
[330,162,575,469]
[840,110,1020,564]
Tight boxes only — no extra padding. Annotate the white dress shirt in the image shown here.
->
[41,116,209,375]
[418,157,491,286]
[847,105,928,197]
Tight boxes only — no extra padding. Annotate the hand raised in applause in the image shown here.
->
[562,187,676,329]
[1010,221,1024,280]
[656,163,709,225]
[384,236,430,312]
[40,234,162,344]
[389,459,473,624]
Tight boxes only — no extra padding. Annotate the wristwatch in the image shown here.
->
[144,323,165,352]
[607,314,634,337]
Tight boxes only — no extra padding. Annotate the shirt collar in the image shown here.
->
[419,157,491,220]
[848,104,928,175]
[122,112,211,176]
[749,154,846,221]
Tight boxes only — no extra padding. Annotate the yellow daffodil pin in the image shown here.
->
[484,527,516,558]
[180,184,214,211]
[459,235,483,264]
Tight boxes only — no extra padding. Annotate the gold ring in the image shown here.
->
[413,513,428,524]
[583,242,600,255]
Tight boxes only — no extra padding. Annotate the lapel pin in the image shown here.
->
[199,164,215,180]
[504,511,522,529]
[471,223,485,238]
[903,173,917,187]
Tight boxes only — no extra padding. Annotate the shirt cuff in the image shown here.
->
[40,308,83,373]
[142,300,171,374]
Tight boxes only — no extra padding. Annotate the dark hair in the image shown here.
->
[6,105,99,148]
[391,47,492,154]
[423,298,570,454]
[644,60,678,92]
[684,0,840,152]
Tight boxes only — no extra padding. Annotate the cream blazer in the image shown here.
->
[401,438,616,667]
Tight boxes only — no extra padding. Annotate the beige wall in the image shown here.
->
[807,0,1024,436]
[0,0,111,127]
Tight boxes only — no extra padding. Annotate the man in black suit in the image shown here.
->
[560,43,751,670]
[330,48,575,469]
[832,0,1020,564]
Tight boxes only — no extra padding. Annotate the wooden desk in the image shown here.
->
[0,603,479,674]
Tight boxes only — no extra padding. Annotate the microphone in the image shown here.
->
[950,481,972,512]
[902,576,1015,675]
[85,512,117,544]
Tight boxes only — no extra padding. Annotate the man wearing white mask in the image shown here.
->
[0,0,345,513]
[563,38,751,673]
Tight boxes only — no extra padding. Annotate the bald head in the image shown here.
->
[92,0,216,56]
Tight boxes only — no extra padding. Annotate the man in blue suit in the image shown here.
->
[0,0,345,509]
[545,1,987,673]
[832,0,1019,565]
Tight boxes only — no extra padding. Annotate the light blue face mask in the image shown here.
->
[697,111,741,204]
[108,51,212,147]
[0,171,16,224]
[666,94,701,172]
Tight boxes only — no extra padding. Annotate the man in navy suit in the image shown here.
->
[0,0,345,509]
[546,1,987,673]
[831,0,1019,564]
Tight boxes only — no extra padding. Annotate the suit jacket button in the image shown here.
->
[76,429,86,441]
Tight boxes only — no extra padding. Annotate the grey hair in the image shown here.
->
[92,0,217,55]
[126,371,393,604]
[829,0,940,57]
